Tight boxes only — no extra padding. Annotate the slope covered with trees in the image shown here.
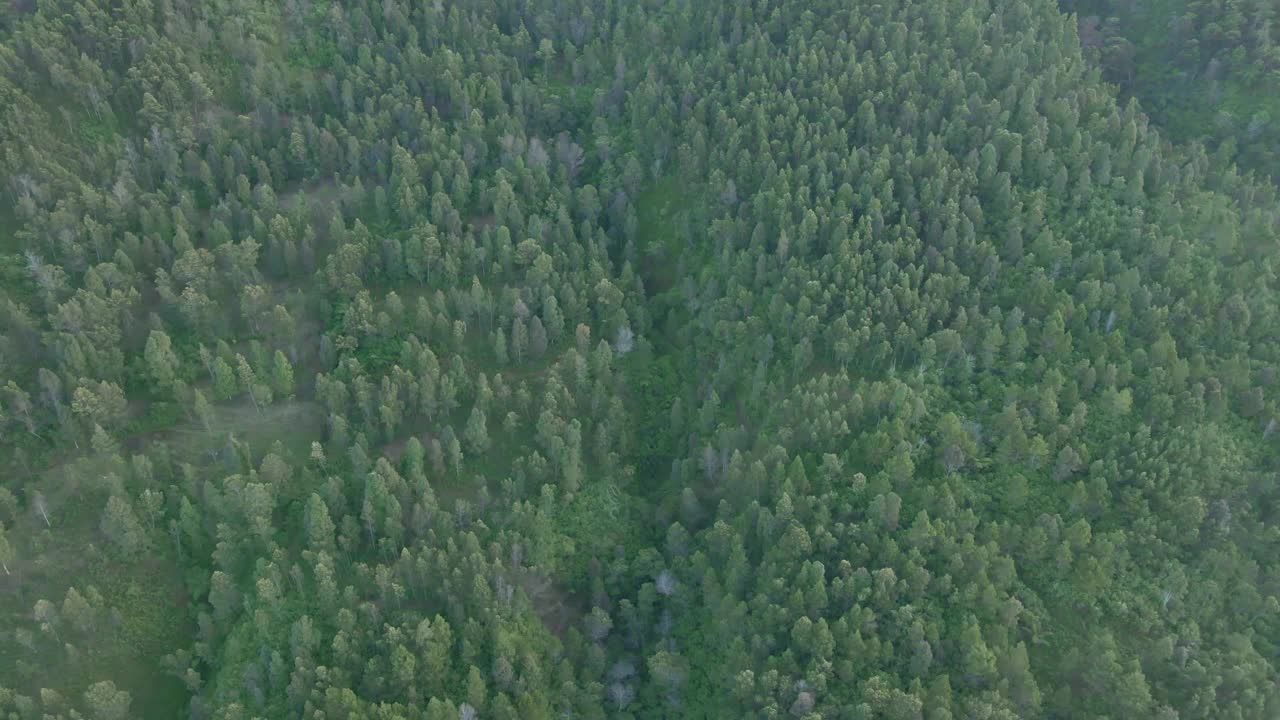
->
[0,0,1277,718]
[1063,0,1280,182]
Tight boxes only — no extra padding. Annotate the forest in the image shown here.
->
[1063,0,1280,182]
[0,0,1277,718]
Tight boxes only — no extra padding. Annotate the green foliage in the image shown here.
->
[1065,0,1280,181]
[1,0,1278,718]
[622,352,679,482]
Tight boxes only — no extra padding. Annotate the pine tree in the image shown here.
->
[101,496,146,559]
[464,405,490,455]
[305,494,336,552]
[272,351,295,397]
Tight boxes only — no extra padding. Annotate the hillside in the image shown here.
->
[0,0,1277,718]
[1063,0,1280,183]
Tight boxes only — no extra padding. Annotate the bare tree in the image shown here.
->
[700,445,719,482]
[790,691,816,717]
[556,132,585,182]
[942,444,965,474]
[526,138,549,170]
[720,179,738,205]
[585,606,613,642]
[32,491,50,527]
[0,525,13,575]
[608,682,635,709]
[613,326,635,356]
[655,569,676,597]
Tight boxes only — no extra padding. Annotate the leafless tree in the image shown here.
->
[790,691,815,717]
[556,132,585,182]
[720,179,738,205]
[942,444,965,474]
[655,569,676,597]
[608,682,635,709]
[527,138,549,170]
[613,326,635,356]
[33,491,50,527]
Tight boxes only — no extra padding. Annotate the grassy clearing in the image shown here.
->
[159,398,325,462]
[0,397,323,717]
[625,175,702,486]
[634,175,688,296]
[0,454,191,718]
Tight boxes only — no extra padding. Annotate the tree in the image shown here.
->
[647,650,689,702]
[494,327,508,365]
[83,681,131,720]
[960,618,997,687]
[31,490,50,527]
[614,326,635,355]
[37,367,69,435]
[1053,445,1083,481]
[211,357,238,400]
[209,571,240,623]
[144,329,180,393]
[538,38,556,77]
[236,354,272,411]
[0,487,17,524]
[465,665,487,711]
[100,495,146,558]
[937,412,975,474]
[193,388,215,432]
[71,381,128,429]
[530,316,549,358]
[3,381,37,437]
[0,523,13,575]
[91,423,119,455]
[585,607,614,642]
[305,494,335,552]
[62,587,95,634]
[6,1,1280,716]
[271,351,295,397]
[464,405,490,454]
[511,317,528,362]
[33,598,58,636]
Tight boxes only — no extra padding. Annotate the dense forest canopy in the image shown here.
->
[1063,0,1280,182]
[0,0,1277,718]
